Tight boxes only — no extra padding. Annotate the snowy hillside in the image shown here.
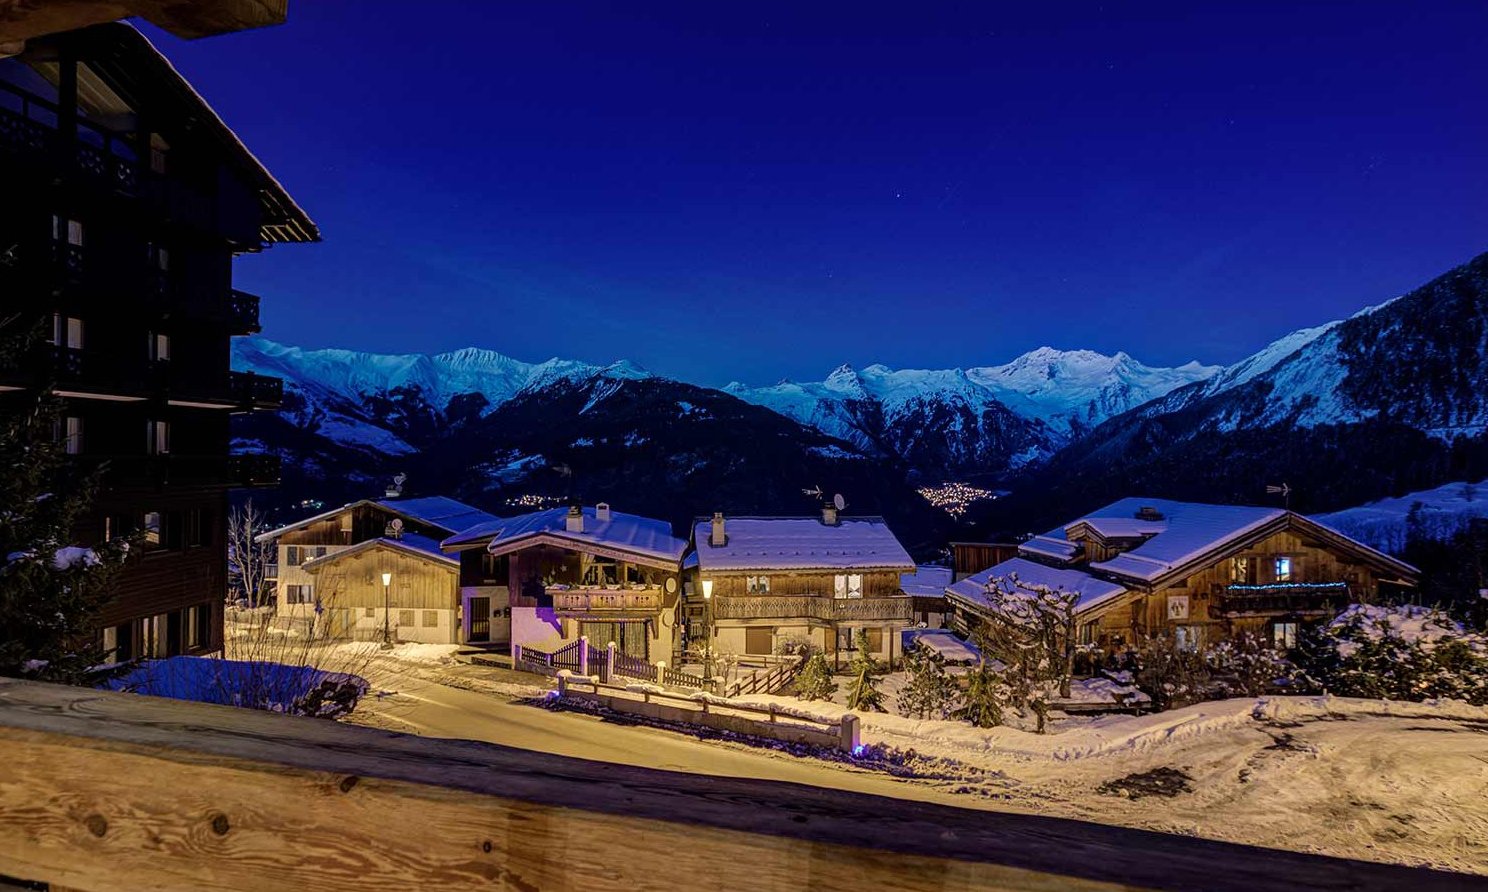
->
[1314,480,1488,554]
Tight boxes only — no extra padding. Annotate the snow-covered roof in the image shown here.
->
[442,506,687,567]
[1060,498,1285,583]
[1017,535,1080,563]
[900,565,953,598]
[902,628,982,664]
[256,496,498,543]
[946,557,1129,614]
[301,535,458,572]
[690,516,914,573]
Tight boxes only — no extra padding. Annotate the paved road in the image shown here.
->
[359,666,951,803]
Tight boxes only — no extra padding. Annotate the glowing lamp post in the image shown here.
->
[381,571,393,649]
[701,578,714,680]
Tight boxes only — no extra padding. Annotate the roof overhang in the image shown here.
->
[478,532,682,573]
[256,500,460,544]
[0,0,289,42]
[301,538,457,573]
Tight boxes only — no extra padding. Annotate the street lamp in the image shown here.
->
[381,571,393,649]
[700,579,713,681]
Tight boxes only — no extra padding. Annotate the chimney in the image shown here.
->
[566,505,584,533]
[595,502,612,522]
[710,512,726,547]
[1135,505,1164,522]
[822,503,839,526]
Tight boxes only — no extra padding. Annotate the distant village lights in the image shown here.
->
[917,482,1000,518]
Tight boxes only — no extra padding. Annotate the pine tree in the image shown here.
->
[845,629,886,712]
[794,652,837,701]
[0,324,132,684]
[956,658,1006,728]
[896,640,959,719]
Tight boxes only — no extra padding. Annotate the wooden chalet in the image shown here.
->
[441,504,688,661]
[686,507,919,668]
[0,22,315,661]
[257,496,496,644]
[945,498,1419,651]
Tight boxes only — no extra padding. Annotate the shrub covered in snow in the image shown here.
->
[1129,634,1213,711]
[105,656,369,717]
[795,653,837,701]
[844,629,886,712]
[1204,631,1298,698]
[1298,604,1488,705]
[896,641,960,720]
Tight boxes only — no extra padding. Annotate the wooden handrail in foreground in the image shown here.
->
[0,679,1474,892]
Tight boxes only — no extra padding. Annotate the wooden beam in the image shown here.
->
[0,679,1471,892]
[0,0,287,42]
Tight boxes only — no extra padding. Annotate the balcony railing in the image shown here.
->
[712,595,913,623]
[1219,582,1351,616]
[89,453,280,488]
[229,370,283,408]
[551,588,663,612]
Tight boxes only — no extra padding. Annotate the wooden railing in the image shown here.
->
[0,678,1461,891]
[713,595,914,622]
[721,656,802,699]
[550,589,662,612]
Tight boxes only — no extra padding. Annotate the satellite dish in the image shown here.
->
[832,493,846,511]
[393,472,407,487]
[390,518,404,531]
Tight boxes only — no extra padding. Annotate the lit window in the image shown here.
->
[833,573,864,599]
[747,575,770,593]
[149,332,170,361]
[52,314,84,349]
[147,419,170,455]
[1230,556,1253,583]
[61,416,82,454]
[1274,557,1293,582]
[1272,621,1298,649]
[51,215,84,246]
[143,511,162,548]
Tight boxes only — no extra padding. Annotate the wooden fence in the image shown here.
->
[0,678,1465,892]
[557,673,857,752]
[722,656,801,698]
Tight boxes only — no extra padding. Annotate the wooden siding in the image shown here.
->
[951,543,1020,580]
[306,546,458,612]
[699,569,902,599]
[276,504,451,548]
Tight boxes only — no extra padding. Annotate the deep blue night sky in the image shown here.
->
[140,2,1488,386]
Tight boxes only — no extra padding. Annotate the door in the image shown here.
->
[469,597,491,642]
[745,627,774,655]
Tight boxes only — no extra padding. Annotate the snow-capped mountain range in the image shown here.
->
[235,338,1220,477]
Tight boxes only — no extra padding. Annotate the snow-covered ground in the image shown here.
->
[232,627,1487,875]
[1314,479,1488,552]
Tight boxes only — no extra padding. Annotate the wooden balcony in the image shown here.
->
[713,595,914,623]
[551,588,663,612]
[0,678,1457,892]
[1219,582,1352,617]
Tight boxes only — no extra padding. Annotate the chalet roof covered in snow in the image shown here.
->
[1017,535,1080,563]
[256,496,499,543]
[690,516,914,573]
[900,565,953,598]
[902,628,982,664]
[442,506,687,568]
[946,557,1129,614]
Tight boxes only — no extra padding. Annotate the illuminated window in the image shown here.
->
[1272,621,1298,649]
[834,573,864,599]
[747,575,771,593]
[1274,557,1293,582]
[1230,556,1254,584]
[146,419,170,455]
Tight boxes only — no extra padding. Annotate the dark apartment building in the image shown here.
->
[0,23,317,660]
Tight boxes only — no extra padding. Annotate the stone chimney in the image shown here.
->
[822,503,839,526]
[566,504,584,533]
[595,502,612,522]
[710,512,726,547]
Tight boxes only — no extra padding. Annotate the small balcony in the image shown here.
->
[1219,582,1351,617]
[229,370,283,409]
[551,588,663,613]
[712,595,913,623]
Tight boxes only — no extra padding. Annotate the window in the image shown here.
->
[155,246,169,271]
[149,331,170,362]
[141,614,164,658]
[1174,625,1203,652]
[186,605,202,648]
[146,419,170,455]
[833,573,864,599]
[184,508,206,548]
[51,215,84,246]
[1230,556,1254,584]
[285,584,313,605]
[285,545,301,566]
[836,627,858,651]
[60,416,82,454]
[51,314,84,349]
[744,627,774,655]
[364,607,376,618]
[1272,621,1299,650]
[746,575,770,594]
[1274,556,1293,582]
[422,610,438,628]
[142,511,162,549]
[398,609,416,628]
[102,625,119,663]
[480,552,502,581]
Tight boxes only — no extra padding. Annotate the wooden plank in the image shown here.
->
[0,679,1474,892]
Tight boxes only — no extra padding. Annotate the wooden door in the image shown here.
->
[469,597,491,642]
[745,627,774,655]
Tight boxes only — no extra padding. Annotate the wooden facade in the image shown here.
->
[951,542,1020,582]
[0,24,314,662]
